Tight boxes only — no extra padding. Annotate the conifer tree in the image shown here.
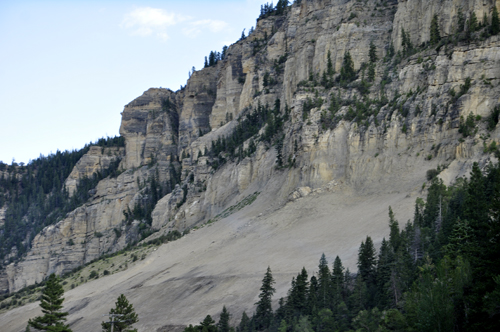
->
[317,254,331,308]
[457,10,466,33]
[375,238,393,307]
[200,315,217,332]
[388,207,400,251]
[369,42,377,63]
[469,12,479,32]
[238,311,250,332]
[340,51,355,83]
[288,267,309,315]
[492,6,500,35]
[255,266,276,329]
[101,294,138,332]
[331,256,345,309]
[430,14,441,44]
[218,306,230,332]
[28,274,72,332]
[357,236,377,285]
[327,50,334,77]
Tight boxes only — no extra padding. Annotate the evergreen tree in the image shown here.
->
[101,294,138,332]
[200,315,217,332]
[327,50,334,77]
[375,238,393,307]
[369,42,377,63]
[218,306,230,332]
[287,267,309,315]
[307,275,319,314]
[255,266,276,329]
[469,12,479,32]
[339,51,355,83]
[238,312,250,332]
[388,207,400,251]
[277,319,287,332]
[317,254,331,308]
[457,10,466,33]
[401,28,413,56]
[430,14,441,44]
[331,256,345,306]
[357,236,377,285]
[28,274,72,332]
[492,6,500,35]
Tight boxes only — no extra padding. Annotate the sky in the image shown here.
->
[0,0,264,164]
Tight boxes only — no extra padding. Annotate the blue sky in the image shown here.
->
[0,0,264,164]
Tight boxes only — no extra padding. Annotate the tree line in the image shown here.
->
[0,136,124,266]
[183,161,500,331]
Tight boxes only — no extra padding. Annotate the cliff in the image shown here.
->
[1,0,500,329]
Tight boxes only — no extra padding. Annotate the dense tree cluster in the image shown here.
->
[208,99,289,169]
[0,136,124,265]
[258,1,289,20]
[204,46,229,68]
[185,161,500,331]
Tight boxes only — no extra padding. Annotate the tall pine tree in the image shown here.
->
[28,274,72,332]
[255,266,276,329]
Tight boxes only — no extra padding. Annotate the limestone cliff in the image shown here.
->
[2,0,500,296]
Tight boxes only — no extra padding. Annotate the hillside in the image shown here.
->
[1,0,500,331]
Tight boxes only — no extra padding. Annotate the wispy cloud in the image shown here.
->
[183,19,228,38]
[121,7,229,41]
[121,7,189,41]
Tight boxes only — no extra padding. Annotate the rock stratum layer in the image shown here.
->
[1,0,500,330]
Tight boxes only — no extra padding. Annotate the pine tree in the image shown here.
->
[317,253,331,308]
[288,267,309,315]
[200,315,217,332]
[101,294,138,332]
[457,10,465,33]
[218,306,230,332]
[469,12,479,33]
[327,50,334,77]
[28,274,72,332]
[255,266,276,329]
[339,51,355,83]
[369,42,377,63]
[375,238,394,307]
[430,14,441,44]
[357,236,377,285]
[238,311,250,332]
[331,256,345,309]
[388,207,400,251]
[492,6,499,35]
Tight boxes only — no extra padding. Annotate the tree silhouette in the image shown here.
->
[255,266,276,329]
[28,274,72,332]
[101,294,138,332]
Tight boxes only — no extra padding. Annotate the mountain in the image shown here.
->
[1,0,500,331]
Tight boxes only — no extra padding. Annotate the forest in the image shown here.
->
[0,136,124,266]
[184,162,500,331]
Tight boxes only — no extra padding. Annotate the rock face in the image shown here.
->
[2,0,500,300]
[64,146,124,196]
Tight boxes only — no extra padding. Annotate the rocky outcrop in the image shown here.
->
[3,166,155,292]
[120,88,180,169]
[64,146,124,196]
[2,0,500,295]
[392,0,499,52]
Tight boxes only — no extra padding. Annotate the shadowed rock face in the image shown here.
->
[1,0,500,328]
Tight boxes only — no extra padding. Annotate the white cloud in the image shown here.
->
[121,7,189,40]
[183,19,229,38]
[121,7,228,41]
